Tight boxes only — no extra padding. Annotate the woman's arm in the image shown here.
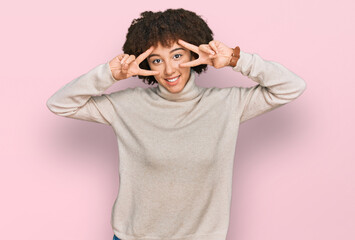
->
[233,50,307,124]
[177,39,307,124]
[46,47,159,125]
[46,62,117,125]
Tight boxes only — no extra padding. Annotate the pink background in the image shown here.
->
[1,0,354,239]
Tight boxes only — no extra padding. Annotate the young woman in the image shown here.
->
[47,8,306,240]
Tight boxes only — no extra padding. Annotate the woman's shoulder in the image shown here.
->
[201,85,238,96]
[108,86,155,99]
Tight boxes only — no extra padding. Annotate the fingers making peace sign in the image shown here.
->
[178,39,234,69]
[109,46,160,81]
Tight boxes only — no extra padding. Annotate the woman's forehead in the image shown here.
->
[150,41,187,56]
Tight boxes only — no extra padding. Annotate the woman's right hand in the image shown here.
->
[109,46,159,81]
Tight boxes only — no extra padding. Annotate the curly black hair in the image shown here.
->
[122,8,214,85]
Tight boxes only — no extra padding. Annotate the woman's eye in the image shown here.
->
[152,59,161,64]
[173,54,182,59]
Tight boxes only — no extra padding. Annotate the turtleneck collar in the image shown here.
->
[155,70,201,102]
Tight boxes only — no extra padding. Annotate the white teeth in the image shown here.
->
[166,76,179,82]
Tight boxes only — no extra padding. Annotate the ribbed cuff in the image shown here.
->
[231,50,250,72]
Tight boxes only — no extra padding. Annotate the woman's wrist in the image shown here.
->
[228,46,241,67]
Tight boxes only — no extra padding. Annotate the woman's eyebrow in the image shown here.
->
[148,48,186,59]
[171,47,185,53]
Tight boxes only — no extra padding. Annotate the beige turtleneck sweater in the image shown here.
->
[46,50,306,240]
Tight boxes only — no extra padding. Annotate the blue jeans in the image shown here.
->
[113,235,120,240]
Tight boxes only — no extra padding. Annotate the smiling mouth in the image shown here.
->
[165,75,180,82]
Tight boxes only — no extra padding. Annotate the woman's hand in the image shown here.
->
[178,39,234,69]
[109,46,160,81]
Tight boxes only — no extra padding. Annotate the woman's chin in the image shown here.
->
[165,85,183,93]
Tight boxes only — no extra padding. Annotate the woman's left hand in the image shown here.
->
[178,39,234,69]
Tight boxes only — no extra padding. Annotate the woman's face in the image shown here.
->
[147,41,195,93]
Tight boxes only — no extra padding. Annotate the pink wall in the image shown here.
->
[1,0,354,239]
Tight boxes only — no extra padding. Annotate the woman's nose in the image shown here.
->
[164,61,175,76]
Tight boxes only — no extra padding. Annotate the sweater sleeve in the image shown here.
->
[232,50,307,124]
[46,62,118,126]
